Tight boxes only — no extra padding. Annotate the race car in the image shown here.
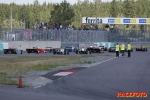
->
[3,48,23,54]
[136,45,147,51]
[64,46,74,52]
[86,47,101,53]
[99,46,107,51]
[108,47,115,52]
[45,47,53,53]
[26,47,47,54]
[53,48,69,55]
[75,47,91,54]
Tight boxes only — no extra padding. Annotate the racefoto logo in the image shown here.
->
[117,92,148,98]
[84,17,103,24]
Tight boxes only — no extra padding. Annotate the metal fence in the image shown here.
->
[0,29,108,43]
[108,29,150,42]
[0,28,150,43]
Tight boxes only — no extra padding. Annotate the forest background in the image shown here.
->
[0,0,150,31]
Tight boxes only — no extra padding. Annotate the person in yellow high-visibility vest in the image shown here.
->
[127,42,132,57]
[121,43,125,56]
[115,43,119,57]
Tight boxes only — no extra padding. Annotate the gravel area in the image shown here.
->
[20,53,116,88]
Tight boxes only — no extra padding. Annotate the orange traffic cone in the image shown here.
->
[18,76,23,88]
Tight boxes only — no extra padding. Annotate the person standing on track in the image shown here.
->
[127,42,132,57]
[121,43,125,56]
[115,43,119,57]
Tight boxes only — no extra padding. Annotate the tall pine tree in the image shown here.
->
[50,0,75,27]
[110,0,118,17]
[0,9,5,28]
[124,0,132,18]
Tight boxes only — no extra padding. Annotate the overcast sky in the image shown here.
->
[0,0,112,5]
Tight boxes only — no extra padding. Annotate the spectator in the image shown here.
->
[89,25,93,30]
[12,37,14,41]
[59,23,62,30]
[53,22,57,29]
[95,25,98,30]
[80,25,84,30]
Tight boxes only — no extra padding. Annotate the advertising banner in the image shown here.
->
[82,17,150,24]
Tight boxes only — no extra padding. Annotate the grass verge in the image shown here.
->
[0,72,18,85]
[0,54,96,86]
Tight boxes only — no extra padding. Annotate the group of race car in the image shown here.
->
[3,46,107,55]
[3,44,148,55]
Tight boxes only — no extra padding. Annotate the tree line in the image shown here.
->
[0,0,150,30]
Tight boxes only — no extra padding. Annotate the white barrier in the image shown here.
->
[0,42,8,51]
[5,41,61,51]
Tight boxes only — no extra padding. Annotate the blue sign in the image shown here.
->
[139,19,146,23]
[108,19,115,23]
[123,19,130,23]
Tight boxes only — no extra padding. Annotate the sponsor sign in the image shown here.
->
[82,17,103,24]
[82,17,150,24]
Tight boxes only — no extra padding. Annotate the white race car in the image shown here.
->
[53,48,69,55]
[75,47,91,54]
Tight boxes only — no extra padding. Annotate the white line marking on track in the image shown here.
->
[88,56,118,68]
[53,72,73,76]
[34,81,53,89]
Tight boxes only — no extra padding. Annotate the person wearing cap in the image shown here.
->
[121,43,125,56]
[115,43,119,57]
[127,42,132,57]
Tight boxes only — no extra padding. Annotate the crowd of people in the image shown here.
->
[35,21,105,31]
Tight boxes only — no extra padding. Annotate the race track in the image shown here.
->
[0,52,76,57]
[0,50,150,100]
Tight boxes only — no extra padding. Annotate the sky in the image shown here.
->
[0,0,113,5]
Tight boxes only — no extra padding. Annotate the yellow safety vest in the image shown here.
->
[121,44,125,50]
[116,45,119,51]
[127,44,131,50]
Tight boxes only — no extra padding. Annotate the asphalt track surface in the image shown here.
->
[0,51,114,57]
[0,52,75,57]
[0,51,150,100]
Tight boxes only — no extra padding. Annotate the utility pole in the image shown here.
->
[24,19,26,29]
[11,6,12,32]
[10,5,14,32]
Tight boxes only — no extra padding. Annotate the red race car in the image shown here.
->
[26,47,47,54]
[99,46,107,51]
[136,45,147,51]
